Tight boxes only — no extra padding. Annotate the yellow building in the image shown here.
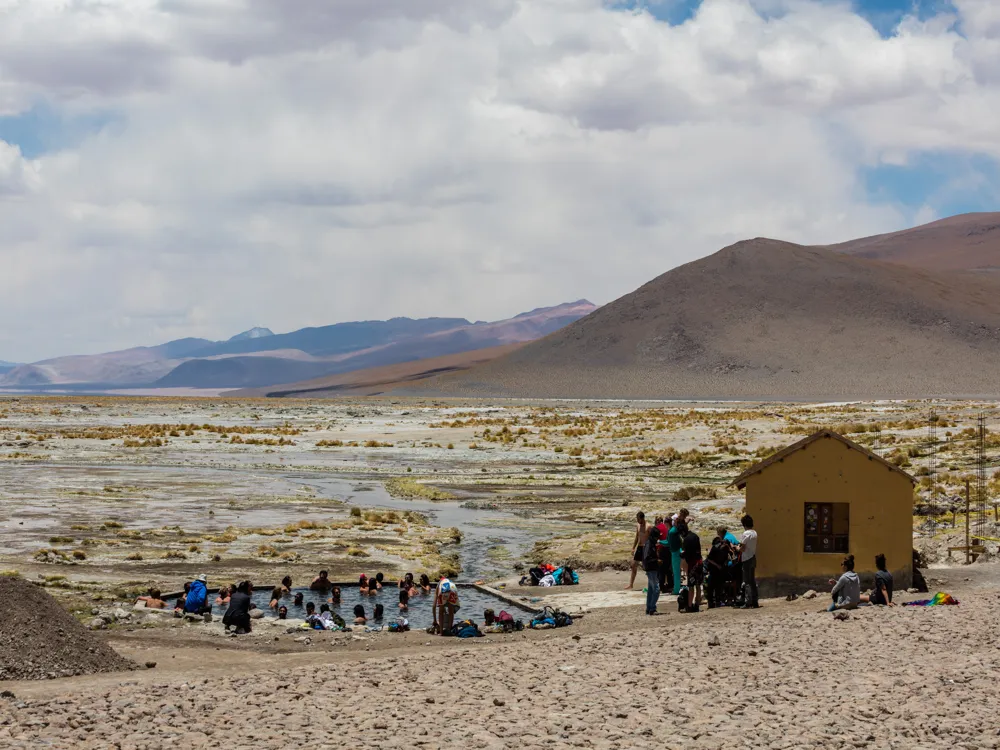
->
[732,430,915,596]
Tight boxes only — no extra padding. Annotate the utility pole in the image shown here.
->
[965,479,971,566]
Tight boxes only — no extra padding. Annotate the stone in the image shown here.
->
[145,662,157,669]
[494,698,506,706]
[88,618,106,630]
[833,611,850,621]
[803,590,818,600]
[708,635,721,647]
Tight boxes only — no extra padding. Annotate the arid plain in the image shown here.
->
[2,395,999,748]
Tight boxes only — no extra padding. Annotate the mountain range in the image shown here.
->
[396,212,1000,400]
[0,302,595,391]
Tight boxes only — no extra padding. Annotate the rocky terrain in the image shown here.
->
[1,572,998,749]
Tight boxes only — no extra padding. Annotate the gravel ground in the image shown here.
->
[1,577,997,749]
[0,577,135,681]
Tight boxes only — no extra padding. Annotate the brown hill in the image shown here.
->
[407,240,1000,400]
[228,343,525,398]
[824,212,1000,273]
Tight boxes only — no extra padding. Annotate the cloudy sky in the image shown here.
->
[1,0,998,362]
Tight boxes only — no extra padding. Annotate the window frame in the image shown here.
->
[804,501,849,554]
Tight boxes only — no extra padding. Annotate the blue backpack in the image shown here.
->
[450,620,482,638]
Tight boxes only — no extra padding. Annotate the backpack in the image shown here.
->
[450,620,482,638]
[330,612,346,629]
[496,610,515,631]
[553,609,573,628]
[677,586,690,613]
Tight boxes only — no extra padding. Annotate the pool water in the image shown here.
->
[178,584,532,631]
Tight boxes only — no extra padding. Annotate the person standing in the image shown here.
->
[705,527,731,609]
[642,526,661,615]
[667,515,683,595]
[680,522,703,610]
[738,514,759,609]
[656,516,673,594]
[626,511,649,590]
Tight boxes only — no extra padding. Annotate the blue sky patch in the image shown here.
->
[864,153,1000,216]
[0,102,121,158]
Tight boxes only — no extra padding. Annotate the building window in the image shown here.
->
[804,502,849,553]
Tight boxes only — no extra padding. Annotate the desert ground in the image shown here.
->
[1,395,999,747]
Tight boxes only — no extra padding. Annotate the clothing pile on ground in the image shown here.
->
[903,592,959,607]
[520,564,579,587]
[528,606,573,629]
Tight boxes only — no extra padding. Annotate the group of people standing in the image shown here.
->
[628,510,759,616]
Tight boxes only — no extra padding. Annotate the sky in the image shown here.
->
[0,0,998,363]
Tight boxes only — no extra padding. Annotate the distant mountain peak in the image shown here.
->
[228,327,274,342]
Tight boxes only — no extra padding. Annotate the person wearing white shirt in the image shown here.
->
[737,515,759,609]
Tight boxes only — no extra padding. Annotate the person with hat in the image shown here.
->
[183,574,209,615]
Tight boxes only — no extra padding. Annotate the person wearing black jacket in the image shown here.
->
[223,580,253,634]
[680,523,703,611]
[705,528,732,609]
[642,526,661,615]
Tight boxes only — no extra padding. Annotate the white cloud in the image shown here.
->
[0,0,997,361]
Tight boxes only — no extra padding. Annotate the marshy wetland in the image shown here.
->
[2,396,999,614]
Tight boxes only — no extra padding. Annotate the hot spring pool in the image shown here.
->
[173,584,533,631]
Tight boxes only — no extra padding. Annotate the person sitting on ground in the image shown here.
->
[433,576,460,635]
[828,554,861,611]
[399,589,409,611]
[280,575,292,593]
[293,591,304,608]
[680,522,704,610]
[214,585,232,607]
[269,587,284,609]
[311,570,332,591]
[183,574,210,615]
[419,574,432,594]
[860,553,894,606]
[329,586,342,606]
[223,580,254,634]
[277,605,288,620]
[705,527,732,609]
[374,603,384,621]
[626,511,649,590]
[135,588,168,609]
[353,604,367,625]
[375,572,384,590]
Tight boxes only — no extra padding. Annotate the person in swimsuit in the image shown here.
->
[135,588,168,609]
[626,511,649,590]
[419,574,432,594]
[353,604,366,625]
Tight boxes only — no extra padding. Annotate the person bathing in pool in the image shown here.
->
[399,572,414,590]
[328,586,341,606]
[353,605,367,625]
[375,572,384,590]
[268,587,284,609]
[310,570,332,591]
[373,603,384,621]
[293,592,304,608]
[214,586,232,607]
[419,574,432,594]
[367,578,379,596]
[280,575,292,593]
[135,588,168,609]
[399,589,409,611]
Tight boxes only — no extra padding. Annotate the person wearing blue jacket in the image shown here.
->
[183,574,209,614]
